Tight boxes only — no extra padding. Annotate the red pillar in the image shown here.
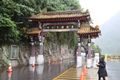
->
[77,37,81,56]
[37,35,44,64]
[76,37,82,67]
[31,42,35,56]
[38,35,44,55]
[86,42,92,68]
[87,43,92,59]
[29,37,36,66]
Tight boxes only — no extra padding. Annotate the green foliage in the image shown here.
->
[0,0,81,47]
[91,43,102,53]
[0,0,35,44]
[45,32,78,48]
[0,16,19,44]
[43,0,80,48]
[45,0,80,11]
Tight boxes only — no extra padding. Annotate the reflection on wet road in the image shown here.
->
[107,61,120,80]
[1,60,120,80]
[0,59,74,80]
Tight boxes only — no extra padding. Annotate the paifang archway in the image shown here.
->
[27,10,101,65]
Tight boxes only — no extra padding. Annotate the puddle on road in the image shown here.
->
[0,59,75,80]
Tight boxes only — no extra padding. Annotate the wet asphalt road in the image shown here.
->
[0,59,74,80]
[107,61,120,80]
[0,60,120,80]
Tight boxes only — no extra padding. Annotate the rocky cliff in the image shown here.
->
[0,43,75,71]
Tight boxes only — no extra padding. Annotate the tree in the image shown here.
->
[0,0,34,44]
[91,42,102,53]
[0,16,19,44]
[0,0,81,47]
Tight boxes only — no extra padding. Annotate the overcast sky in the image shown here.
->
[79,0,120,26]
[79,0,120,54]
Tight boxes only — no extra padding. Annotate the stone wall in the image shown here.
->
[0,45,30,67]
[44,42,75,62]
[0,43,75,68]
[0,46,11,72]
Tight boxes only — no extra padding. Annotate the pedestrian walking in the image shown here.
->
[97,55,108,80]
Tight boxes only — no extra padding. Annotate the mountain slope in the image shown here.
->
[94,11,120,54]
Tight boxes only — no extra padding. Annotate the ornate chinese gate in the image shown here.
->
[27,10,101,66]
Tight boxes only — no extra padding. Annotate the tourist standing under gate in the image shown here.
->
[97,55,108,80]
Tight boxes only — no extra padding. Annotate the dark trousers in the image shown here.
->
[98,76,105,80]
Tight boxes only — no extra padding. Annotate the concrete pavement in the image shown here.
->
[53,66,99,80]
[53,67,82,80]
[87,68,98,80]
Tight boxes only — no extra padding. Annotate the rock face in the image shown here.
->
[44,43,74,62]
[0,45,30,67]
[0,43,75,67]
[0,46,11,72]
